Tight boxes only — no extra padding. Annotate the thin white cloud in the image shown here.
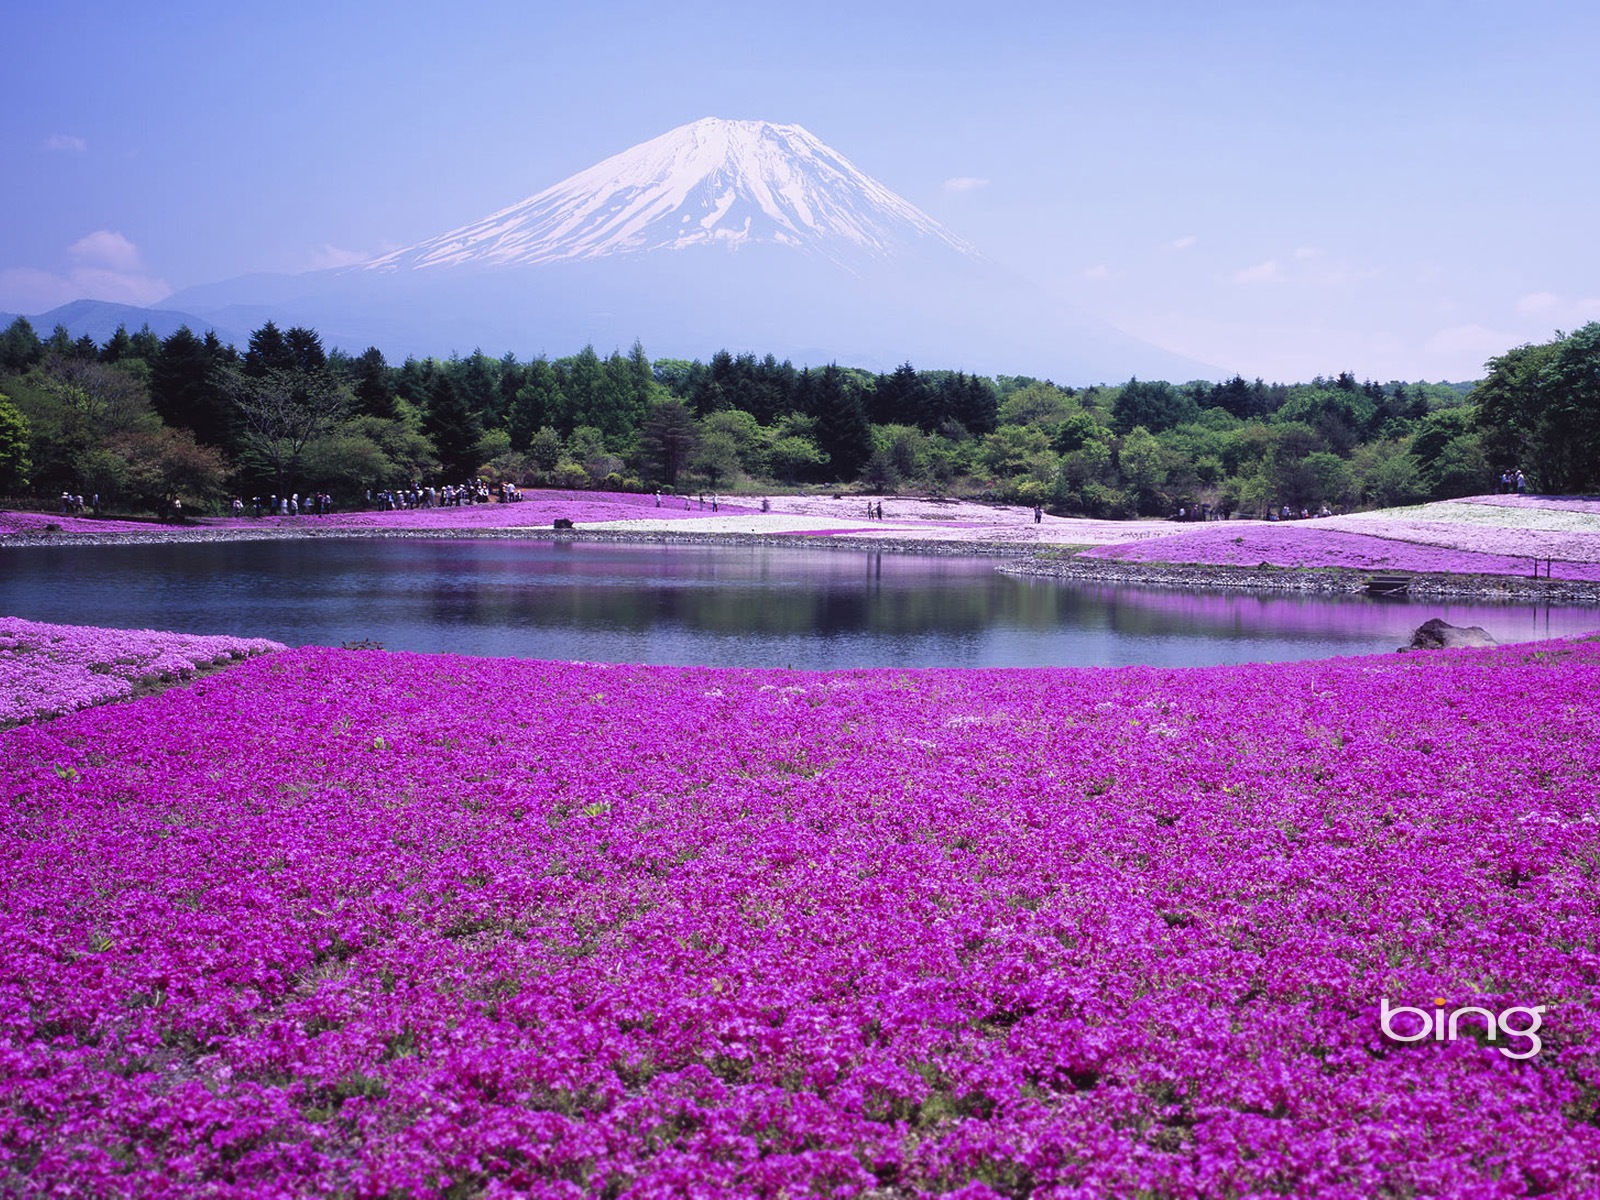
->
[1422,324,1518,361]
[306,245,373,270]
[1514,291,1600,323]
[941,176,990,193]
[1166,235,1197,251]
[44,133,87,152]
[1293,245,1322,260]
[1122,310,1503,384]
[1082,264,1111,281]
[69,230,144,273]
[0,230,169,311]
[1316,264,1382,286]
[1232,259,1283,284]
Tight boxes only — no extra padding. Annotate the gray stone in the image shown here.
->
[1406,618,1498,651]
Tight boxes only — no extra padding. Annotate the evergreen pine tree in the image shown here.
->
[0,317,43,372]
[809,364,872,479]
[510,358,562,452]
[153,326,235,448]
[424,372,483,480]
[100,324,134,364]
[129,324,162,365]
[243,321,293,377]
[350,347,396,419]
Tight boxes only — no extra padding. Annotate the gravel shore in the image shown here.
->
[997,552,1600,604]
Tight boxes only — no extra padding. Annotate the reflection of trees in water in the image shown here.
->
[434,574,1014,638]
[394,544,1014,639]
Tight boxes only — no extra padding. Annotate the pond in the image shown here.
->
[2,539,1594,669]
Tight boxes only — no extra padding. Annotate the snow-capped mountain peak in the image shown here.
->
[364,117,976,271]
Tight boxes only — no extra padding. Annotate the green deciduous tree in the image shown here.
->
[116,425,228,513]
[526,426,562,474]
[0,393,30,493]
[767,414,828,484]
[1117,425,1168,512]
[702,409,767,476]
[223,361,349,495]
[692,430,741,489]
[1112,378,1195,434]
[1475,325,1600,492]
[1352,439,1423,508]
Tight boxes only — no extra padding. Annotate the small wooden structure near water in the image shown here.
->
[1366,573,1411,596]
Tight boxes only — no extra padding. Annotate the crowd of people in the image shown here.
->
[362,482,523,511]
[1267,504,1336,521]
[238,493,336,518]
[59,492,101,516]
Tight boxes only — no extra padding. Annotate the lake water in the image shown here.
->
[2,539,1594,669]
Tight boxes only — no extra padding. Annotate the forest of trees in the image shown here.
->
[2,314,1594,519]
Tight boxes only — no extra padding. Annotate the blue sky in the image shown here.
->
[5,0,1598,382]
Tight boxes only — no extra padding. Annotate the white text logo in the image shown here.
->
[1380,998,1545,1060]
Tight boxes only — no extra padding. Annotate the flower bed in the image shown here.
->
[3,638,1598,1195]
[1083,522,1600,581]
[0,511,163,535]
[1466,495,1600,515]
[1347,497,1600,531]
[1322,518,1600,564]
[0,616,284,727]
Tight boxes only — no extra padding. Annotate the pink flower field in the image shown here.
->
[0,511,167,535]
[4,633,1600,1196]
[0,617,284,727]
[0,492,756,538]
[1083,523,1600,581]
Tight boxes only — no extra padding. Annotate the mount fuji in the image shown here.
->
[364,118,976,271]
[157,118,1208,382]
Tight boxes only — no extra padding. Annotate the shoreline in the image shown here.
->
[998,553,1600,604]
[5,518,1598,603]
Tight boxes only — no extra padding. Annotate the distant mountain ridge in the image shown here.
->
[28,118,1213,384]
[3,300,246,348]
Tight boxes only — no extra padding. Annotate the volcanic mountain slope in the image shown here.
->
[365,118,976,271]
[159,118,1208,382]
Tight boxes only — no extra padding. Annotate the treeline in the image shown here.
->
[1,313,1591,518]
